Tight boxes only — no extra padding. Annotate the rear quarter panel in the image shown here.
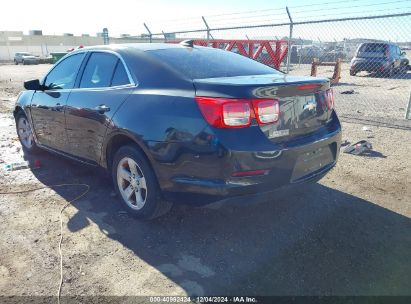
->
[103,88,226,190]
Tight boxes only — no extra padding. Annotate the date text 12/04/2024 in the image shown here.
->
[149,296,257,303]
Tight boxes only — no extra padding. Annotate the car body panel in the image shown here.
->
[350,42,407,74]
[30,90,71,150]
[65,86,135,162]
[14,43,342,206]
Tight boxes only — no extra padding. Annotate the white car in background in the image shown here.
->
[14,52,39,65]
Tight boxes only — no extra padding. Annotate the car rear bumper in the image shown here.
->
[350,61,388,73]
[162,112,342,206]
[22,59,39,64]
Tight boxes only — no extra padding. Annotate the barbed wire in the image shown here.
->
[291,0,411,14]
[139,0,411,36]
[294,7,411,22]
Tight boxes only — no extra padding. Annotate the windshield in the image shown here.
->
[357,44,388,58]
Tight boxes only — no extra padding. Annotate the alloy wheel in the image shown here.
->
[17,116,34,149]
[116,157,148,210]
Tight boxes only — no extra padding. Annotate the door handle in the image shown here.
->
[94,104,110,114]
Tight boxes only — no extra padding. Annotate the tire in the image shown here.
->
[385,65,394,78]
[15,112,39,153]
[350,70,356,76]
[22,60,26,65]
[112,145,172,220]
[14,60,18,65]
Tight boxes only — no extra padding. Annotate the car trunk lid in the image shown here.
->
[193,74,332,142]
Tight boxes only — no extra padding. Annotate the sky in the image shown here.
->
[0,0,410,41]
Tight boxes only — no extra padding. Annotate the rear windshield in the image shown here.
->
[359,44,387,53]
[146,47,280,79]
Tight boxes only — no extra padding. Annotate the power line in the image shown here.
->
[205,7,285,18]
[204,0,369,19]
[295,6,411,21]
[292,0,411,14]
[206,10,286,21]
[290,0,373,9]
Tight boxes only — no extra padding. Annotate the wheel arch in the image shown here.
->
[13,105,25,118]
[103,131,157,177]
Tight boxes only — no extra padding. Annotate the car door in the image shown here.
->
[30,53,85,151]
[65,51,135,163]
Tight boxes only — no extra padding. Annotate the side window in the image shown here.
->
[44,53,85,90]
[80,53,118,88]
[111,61,130,86]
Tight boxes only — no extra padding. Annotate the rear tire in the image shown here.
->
[15,112,39,153]
[111,145,172,220]
[14,60,18,65]
[22,60,25,65]
[385,65,394,78]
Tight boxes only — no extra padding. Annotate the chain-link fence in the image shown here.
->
[144,11,411,121]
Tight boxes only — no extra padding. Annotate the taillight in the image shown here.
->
[252,99,280,124]
[195,97,251,128]
[297,84,322,90]
[326,89,334,110]
[195,97,280,129]
[222,102,251,127]
[231,169,268,177]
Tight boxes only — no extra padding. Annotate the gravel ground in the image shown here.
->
[0,64,410,297]
[289,61,411,120]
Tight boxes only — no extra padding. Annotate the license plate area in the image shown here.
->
[291,145,334,182]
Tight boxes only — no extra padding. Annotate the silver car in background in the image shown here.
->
[14,52,39,65]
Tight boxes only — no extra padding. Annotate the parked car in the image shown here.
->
[14,42,341,219]
[350,42,409,76]
[14,52,39,65]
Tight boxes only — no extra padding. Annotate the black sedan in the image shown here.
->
[15,42,341,219]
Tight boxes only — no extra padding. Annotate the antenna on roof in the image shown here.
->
[180,39,195,47]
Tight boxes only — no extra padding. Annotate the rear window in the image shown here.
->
[359,44,387,53]
[147,47,280,79]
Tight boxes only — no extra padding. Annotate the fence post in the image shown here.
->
[405,92,411,120]
[286,7,293,73]
[202,16,211,42]
[144,23,152,43]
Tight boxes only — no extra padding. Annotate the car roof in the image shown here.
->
[72,43,186,54]
[360,42,398,46]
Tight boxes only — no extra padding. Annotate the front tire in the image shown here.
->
[112,145,172,220]
[15,112,38,153]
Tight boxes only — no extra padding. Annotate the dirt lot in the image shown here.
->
[289,61,411,120]
[0,64,410,297]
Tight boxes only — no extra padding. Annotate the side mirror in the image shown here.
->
[24,79,42,91]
